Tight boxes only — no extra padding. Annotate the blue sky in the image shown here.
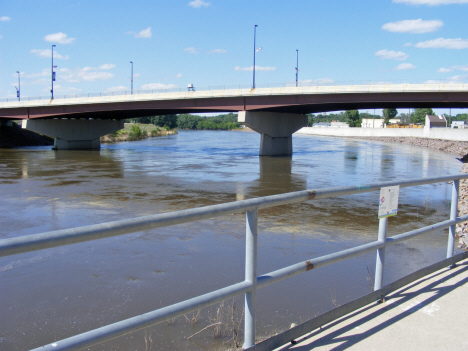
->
[1,0,467,115]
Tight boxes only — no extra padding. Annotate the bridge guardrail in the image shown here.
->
[1,79,467,103]
[2,174,468,350]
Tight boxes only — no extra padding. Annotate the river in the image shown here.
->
[0,130,462,350]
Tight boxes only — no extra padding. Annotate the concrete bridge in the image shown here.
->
[1,83,467,154]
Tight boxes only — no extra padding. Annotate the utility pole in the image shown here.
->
[16,71,20,101]
[295,49,299,87]
[51,45,56,100]
[130,61,133,95]
[253,25,258,89]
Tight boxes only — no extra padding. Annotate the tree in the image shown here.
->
[152,115,178,129]
[411,108,434,124]
[345,110,360,127]
[383,108,398,125]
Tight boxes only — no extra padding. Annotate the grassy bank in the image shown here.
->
[101,123,177,143]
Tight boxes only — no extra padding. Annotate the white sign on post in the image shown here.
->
[378,186,399,219]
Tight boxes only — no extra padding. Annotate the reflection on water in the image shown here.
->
[0,131,463,350]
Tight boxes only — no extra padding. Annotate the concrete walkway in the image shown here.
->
[274,259,468,351]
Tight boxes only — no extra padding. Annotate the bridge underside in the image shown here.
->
[1,91,468,120]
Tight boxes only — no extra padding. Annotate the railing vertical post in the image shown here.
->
[244,208,258,349]
[374,217,388,294]
[447,179,459,261]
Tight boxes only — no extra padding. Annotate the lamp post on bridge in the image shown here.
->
[253,25,258,89]
[130,61,133,95]
[295,49,299,87]
[16,71,20,101]
[51,44,56,100]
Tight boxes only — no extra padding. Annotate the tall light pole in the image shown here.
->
[51,44,56,100]
[253,25,258,89]
[130,61,133,95]
[16,71,20,101]
[295,49,299,87]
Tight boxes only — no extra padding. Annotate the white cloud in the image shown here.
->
[438,67,452,72]
[382,19,443,33]
[58,66,114,83]
[375,49,409,60]
[0,16,10,22]
[234,66,276,71]
[141,83,178,90]
[425,75,468,83]
[393,0,468,5]
[404,42,413,46]
[50,85,82,93]
[30,49,69,59]
[44,32,75,44]
[395,63,416,70]
[99,64,116,70]
[24,69,49,78]
[184,47,199,54]
[415,38,468,49]
[188,0,210,8]
[208,49,227,54]
[135,27,152,38]
[176,73,183,78]
[105,86,128,92]
[438,64,468,72]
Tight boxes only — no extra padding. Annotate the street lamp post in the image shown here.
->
[130,61,133,95]
[51,44,56,100]
[16,71,20,101]
[253,25,258,89]
[295,49,299,87]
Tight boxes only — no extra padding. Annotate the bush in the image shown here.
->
[128,124,143,140]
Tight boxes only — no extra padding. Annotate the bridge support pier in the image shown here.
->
[238,111,308,156]
[22,119,124,150]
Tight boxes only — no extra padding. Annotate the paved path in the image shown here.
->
[274,259,468,351]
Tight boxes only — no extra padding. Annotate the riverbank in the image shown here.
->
[341,136,468,158]
[101,123,177,143]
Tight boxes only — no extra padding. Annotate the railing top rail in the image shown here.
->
[1,174,466,258]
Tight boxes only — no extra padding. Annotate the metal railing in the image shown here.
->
[1,174,468,350]
[1,79,467,103]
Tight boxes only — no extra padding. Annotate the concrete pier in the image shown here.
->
[238,111,307,156]
[22,119,124,150]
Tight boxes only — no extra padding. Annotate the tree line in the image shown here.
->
[308,108,468,127]
[126,113,241,130]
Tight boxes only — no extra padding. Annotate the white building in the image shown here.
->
[451,121,465,129]
[425,115,447,130]
[361,118,384,128]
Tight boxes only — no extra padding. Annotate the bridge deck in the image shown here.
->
[1,84,468,119]
[273,258,468,351]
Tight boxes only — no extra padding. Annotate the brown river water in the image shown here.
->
[0,130,462,350]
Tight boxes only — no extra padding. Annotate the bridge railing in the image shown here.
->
[1,79,467,103]
[1,175,468,350]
